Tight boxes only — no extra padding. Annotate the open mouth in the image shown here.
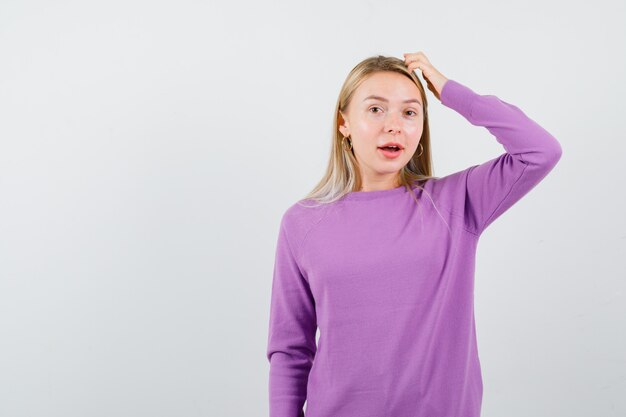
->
[377,146,403,158]
[378,146,401,152]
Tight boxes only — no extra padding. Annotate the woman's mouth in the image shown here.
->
[378,146,403,159]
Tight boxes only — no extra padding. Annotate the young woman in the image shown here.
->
[266,52,562,417]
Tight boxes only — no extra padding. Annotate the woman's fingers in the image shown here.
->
[403,51,431,70]
[403,51,427,60]
[402,51,447,102]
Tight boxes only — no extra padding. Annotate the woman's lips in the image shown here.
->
[378,147,403,159]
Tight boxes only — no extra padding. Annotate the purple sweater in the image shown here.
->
[266,79,562,417]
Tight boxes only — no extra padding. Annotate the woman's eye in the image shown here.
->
[369,107,418,116]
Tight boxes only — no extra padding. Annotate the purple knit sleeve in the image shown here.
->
[440,79,563,235]
[266,214,317,417]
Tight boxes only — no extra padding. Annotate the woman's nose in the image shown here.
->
[384,111,402,132]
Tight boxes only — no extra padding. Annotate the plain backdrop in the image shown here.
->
[1,0,625,416]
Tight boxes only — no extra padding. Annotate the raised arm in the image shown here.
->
[440,79,563,235]
[266,215,317,417]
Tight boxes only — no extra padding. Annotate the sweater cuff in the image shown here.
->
[440,79,479,120]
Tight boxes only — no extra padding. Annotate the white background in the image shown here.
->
[1,0,624,416]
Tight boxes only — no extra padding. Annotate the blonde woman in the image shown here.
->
[266,52,562,417]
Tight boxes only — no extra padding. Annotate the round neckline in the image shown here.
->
[342,184,410,201]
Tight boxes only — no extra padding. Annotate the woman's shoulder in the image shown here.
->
[278,197,337,246]
[282,197,334,224]
[421,167,474,195]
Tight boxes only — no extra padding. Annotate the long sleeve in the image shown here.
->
[440,79,563,235]
[266,215,317,417]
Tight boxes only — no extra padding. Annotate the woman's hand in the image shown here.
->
[403,51,449,101]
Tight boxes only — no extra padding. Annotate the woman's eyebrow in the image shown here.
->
[363,95,422,106]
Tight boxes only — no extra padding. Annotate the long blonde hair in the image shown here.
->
[298,55,440,209]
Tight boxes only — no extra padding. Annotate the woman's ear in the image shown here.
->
[338,111,350,137]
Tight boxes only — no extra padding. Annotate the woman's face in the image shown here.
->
[339,71,424,186]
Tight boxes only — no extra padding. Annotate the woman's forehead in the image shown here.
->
[356,73,422,104]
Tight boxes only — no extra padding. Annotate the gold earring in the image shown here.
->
[342,135,353,151]
[416,142,423,157]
